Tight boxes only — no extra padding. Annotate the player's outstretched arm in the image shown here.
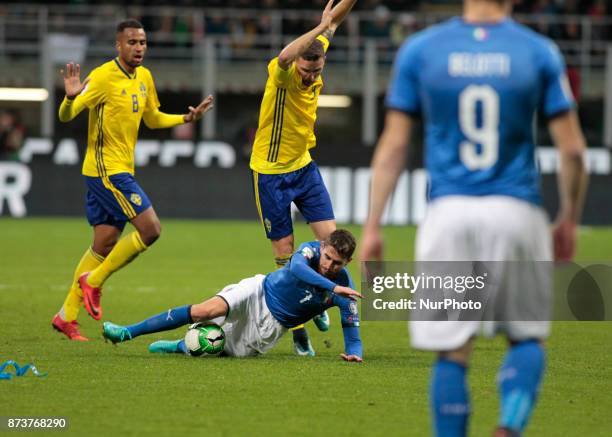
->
[329,0,357,32]
[549,110,588,262]
[333,289,363,363]
[142,95,214,129]
[58,62,90,122]
[277,0,334,70]
[361,110,412,261]
[333,285,362,301]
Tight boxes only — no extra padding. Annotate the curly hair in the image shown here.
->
[324,229,356,260]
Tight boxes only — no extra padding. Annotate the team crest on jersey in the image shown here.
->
[301,246,314,260]
[349,302,358,315]
[473,27,488,41]
[264,218,272,233]
[121,89,127,96]
[139,82,147,98]
[130,193,142,206]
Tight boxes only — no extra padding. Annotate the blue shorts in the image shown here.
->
[84,173,152,231]
[252,161,334,240]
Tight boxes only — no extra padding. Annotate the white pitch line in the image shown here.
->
[134,286,157,293]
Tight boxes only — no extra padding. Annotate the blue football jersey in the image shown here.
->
[386,17,574,204]
[263,241,362,356]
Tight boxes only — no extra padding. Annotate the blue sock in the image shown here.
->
[431,359,470,437]
[126,305,193,338]
[177,340,189,354]
[498,341,545,433]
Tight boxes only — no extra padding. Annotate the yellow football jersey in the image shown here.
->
[59,58,183,177]
[250,36,330,174]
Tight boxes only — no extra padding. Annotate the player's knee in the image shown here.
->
[139,221,161,246]
[93,238,118,257]
[272,235,294,255]
[439,339,473,365]
[190,302,212,322]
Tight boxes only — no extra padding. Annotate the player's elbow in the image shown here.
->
[550,111,587,160]
[142,116,156,130]
[558,136,587,162]
[138,220,161,247]
[142,112,163,129]
[58,112,72,123]
[277,52,293,70]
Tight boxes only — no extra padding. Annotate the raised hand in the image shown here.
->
[320,0,335,29]
[60,62,90,99]
[184,94,214,123]
[333,285,362,301]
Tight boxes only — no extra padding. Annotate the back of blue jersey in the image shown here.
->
[386,17,574,204]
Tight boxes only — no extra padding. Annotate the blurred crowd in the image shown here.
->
[2,0,610,49]
[516,0,610,40]
[0,0,609,89]
[0,110,24,161]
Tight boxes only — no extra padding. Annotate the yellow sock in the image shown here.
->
[274,254,291,270]
[274,255,304,331]
[59,247,105,321]
[274,254,302,331]
[87,231,147,288]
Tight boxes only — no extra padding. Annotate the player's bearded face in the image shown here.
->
[116,28,147,69]
[296,58,325,86]
[318,244,349,279]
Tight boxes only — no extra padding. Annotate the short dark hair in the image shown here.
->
[324,229,356,260]
[116,19,144,33]
[300,39,325,62]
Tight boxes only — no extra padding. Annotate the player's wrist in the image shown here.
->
[316,21,330,33]
[363,220,381,232]
[65,94,76,101]
[557,208,579,225]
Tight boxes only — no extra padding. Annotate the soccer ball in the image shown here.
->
[184,323,225,356]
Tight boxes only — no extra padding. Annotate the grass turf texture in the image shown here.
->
[1,218,611,436]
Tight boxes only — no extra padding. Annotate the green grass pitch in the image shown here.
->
[1,218,611,436]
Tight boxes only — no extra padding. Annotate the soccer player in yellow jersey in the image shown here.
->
[250,0,356,355]
[52,19,214,340]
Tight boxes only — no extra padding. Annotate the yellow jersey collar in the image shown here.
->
[114,58,137,80]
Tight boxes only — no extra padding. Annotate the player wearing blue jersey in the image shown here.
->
[102,230,363,361]
[361,0,588,436]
